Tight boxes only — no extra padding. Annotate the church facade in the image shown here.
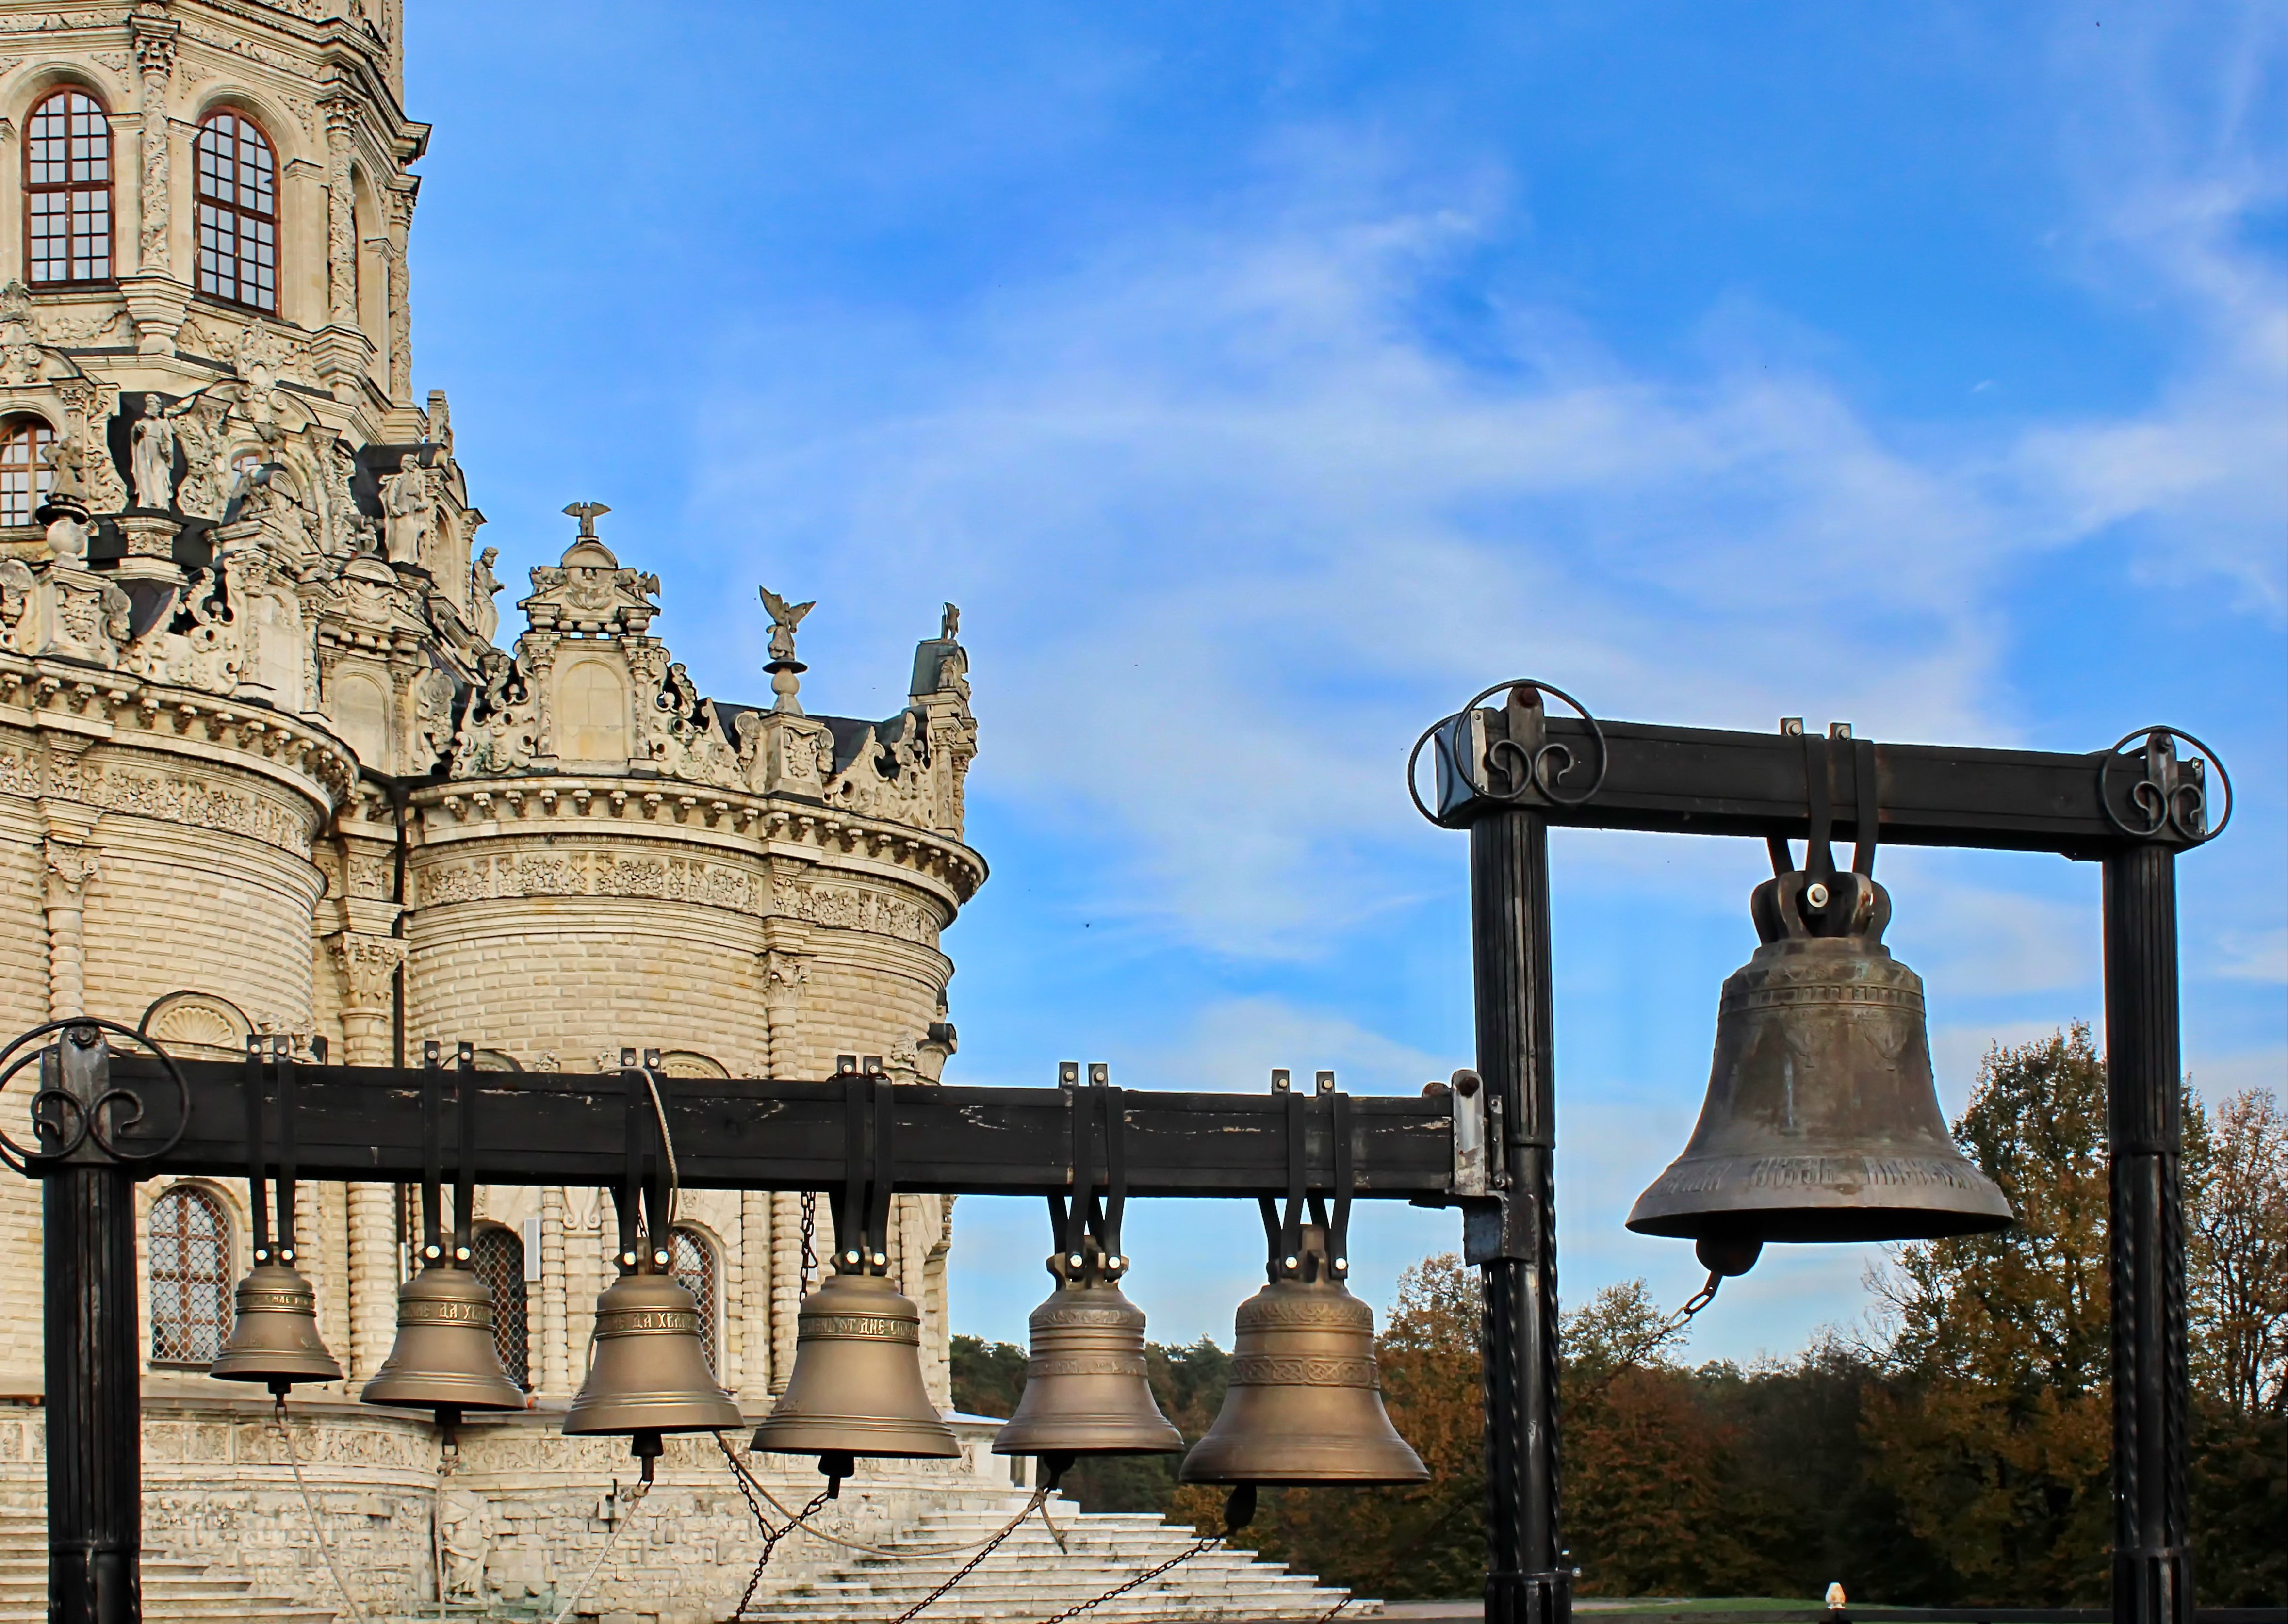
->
[0,1,1016,1617]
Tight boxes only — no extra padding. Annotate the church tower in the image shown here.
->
[0,3,996,1617]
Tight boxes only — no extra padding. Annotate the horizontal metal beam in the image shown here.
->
[89,1058,1460,1200]
[1433,713,2205,859]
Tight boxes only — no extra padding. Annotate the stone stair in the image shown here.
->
[743,1492,1373,1623]
[0,1506,340,1623]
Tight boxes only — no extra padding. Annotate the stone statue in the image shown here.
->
[129,394,177,510]
[381,458,430,566]
[437,1489,492,1602]
[942,601,959,640]
[471,545,502,641]
[760,585,816,715]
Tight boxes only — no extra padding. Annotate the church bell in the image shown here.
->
[994,1241,1182,1463]
[564,1267,743,1438]
[209,1258,342,1393]
[1627,851,2011,1245]
[751,1267,959,1470]
[361,1264,527,1418]
[1180,1223,1426,1486]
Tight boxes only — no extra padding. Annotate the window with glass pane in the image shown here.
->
[25,89,111,286]
[670,1226,719,1374]
[0,418,55,527]
[149,1186,231,1365]
[469,1225,531,1389]
[195,113,277,312]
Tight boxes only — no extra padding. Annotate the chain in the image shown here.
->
[1573,1268,1725,1409]
[888,1512,1029,1624]
[799,1190,817,1296]
[1027,1535,1217,1624]
[1310,1597,1353,1624]
[719,1433,832,1621]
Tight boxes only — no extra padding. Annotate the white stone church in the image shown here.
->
[0,2,1353,1620]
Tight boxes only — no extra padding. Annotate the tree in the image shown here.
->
[1862,1027,2115,1604]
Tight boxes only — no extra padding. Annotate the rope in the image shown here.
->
[719,1434,1053,1559]
[1025,1535,1218,1624]
[638,1065,681,1230]
[546,1478,651,1624]
[270,1397,370,1624]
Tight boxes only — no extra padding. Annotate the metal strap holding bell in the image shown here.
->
[209,1036,342,1392]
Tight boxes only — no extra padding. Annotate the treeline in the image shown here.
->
[953,1029,2287,1605]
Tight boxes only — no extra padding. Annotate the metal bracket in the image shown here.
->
[1448,1068,1490,1198]
[1462,1190,1536,1266]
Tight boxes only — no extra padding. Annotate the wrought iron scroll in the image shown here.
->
[2099,726,2231,847]
[1408,678,1608,828]
[0,1017,189,1172]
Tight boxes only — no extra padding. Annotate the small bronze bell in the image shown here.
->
[209,1258,342,1393]
[361,1264,527,1417]
[995,1242,1181,1462]
[1180,1225,1426,1486]
[752,1268,959,1468]
[1628,865,2011,1244]
[564,1269,742,1437]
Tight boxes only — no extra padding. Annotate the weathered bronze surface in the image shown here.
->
[1180,1226,1426,1485]
[752,1269,959,1461]
[994,1256,1182,1459]
[1628,869,2012,1244]
[208,1261,342,1389]
[360,1265,527,1414]
[562,1269,741,1436]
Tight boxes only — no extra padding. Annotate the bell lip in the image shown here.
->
[360,1377,529,1413]
[1626,1203,2014,1243]
[561,1398,745,1437]
[209,1355,343,1383]
[1178,1458,1430,1486]
[992,1420,1185,1458]
[749,1419,961,1460]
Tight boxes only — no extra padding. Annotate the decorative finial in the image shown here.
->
[563,501,610,539]
[759,586,817,715]
[941,602,960,640]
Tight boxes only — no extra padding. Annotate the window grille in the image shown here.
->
[149,1186,231,1365]
[669,1226,719,1374]
[25,89,111,286]
[469,1225,530,1390]
[195,112,276,312]
[0,418,55,526]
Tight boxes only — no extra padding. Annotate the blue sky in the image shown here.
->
[406,3,2286,1364]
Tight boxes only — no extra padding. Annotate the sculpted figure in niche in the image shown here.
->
[471,545,502,642]
[437,1490,492,1602]
[381,459,430,567]
[129,395,179,510]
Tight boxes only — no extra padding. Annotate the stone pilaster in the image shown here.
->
[329,931,406,1380]
[761,949,805,1080]
[740,1189,770,1397]
[540,1185,568,1398]
[323,96,358,328]
[130,9,177,276]
[385,180,416,404]
[41,835,96,1020]
[767,1190,810,1394]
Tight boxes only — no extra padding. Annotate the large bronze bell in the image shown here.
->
[361,1264,527,1417]
[752,1268,959,1468]
[209,1260,342,1393]
[995,1242,1182,1462]
[563,1269,742,1437]
[1180,1224,1426,1486]
[1628,864,2011,1245]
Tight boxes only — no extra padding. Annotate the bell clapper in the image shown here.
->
[1040,1450,1073,1490]
[1223,1483,1257,1532]
[632,1428,662,1486]
[818,1449,854,1499]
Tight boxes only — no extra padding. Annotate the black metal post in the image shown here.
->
[42,1027,141,1624]
[2103,843,2191,1624]
[1471,806,1567,1624]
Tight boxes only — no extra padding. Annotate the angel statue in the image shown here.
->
[759,585,815,714]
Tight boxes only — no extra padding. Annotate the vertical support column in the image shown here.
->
[740,1190,770,1397]
[332,933,406,1381]
[2104,844,2191,1624]
[130,17,175,276]
[42,838,97,1020]
[385,181,416,405]
[1471,806,1566,1624]
[43,1027,142,1624]
[322,97,357,328]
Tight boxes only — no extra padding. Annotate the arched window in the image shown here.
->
[669,1225,719,1374]
[0,417,55,526]
[469,1224,530,1390]
[149,1186,232,1365]
[25,88,112,286]
[195,111,276,312]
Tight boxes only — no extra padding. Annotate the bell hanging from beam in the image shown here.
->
[1627,757,2012,1246]
[564,1053,743,1470]
[363,1043,525,1424]
[994,1234,1181,1462]
[1180,1221,1426,1485]
[753,1059,958,1481]
[210,1036,341,1394]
